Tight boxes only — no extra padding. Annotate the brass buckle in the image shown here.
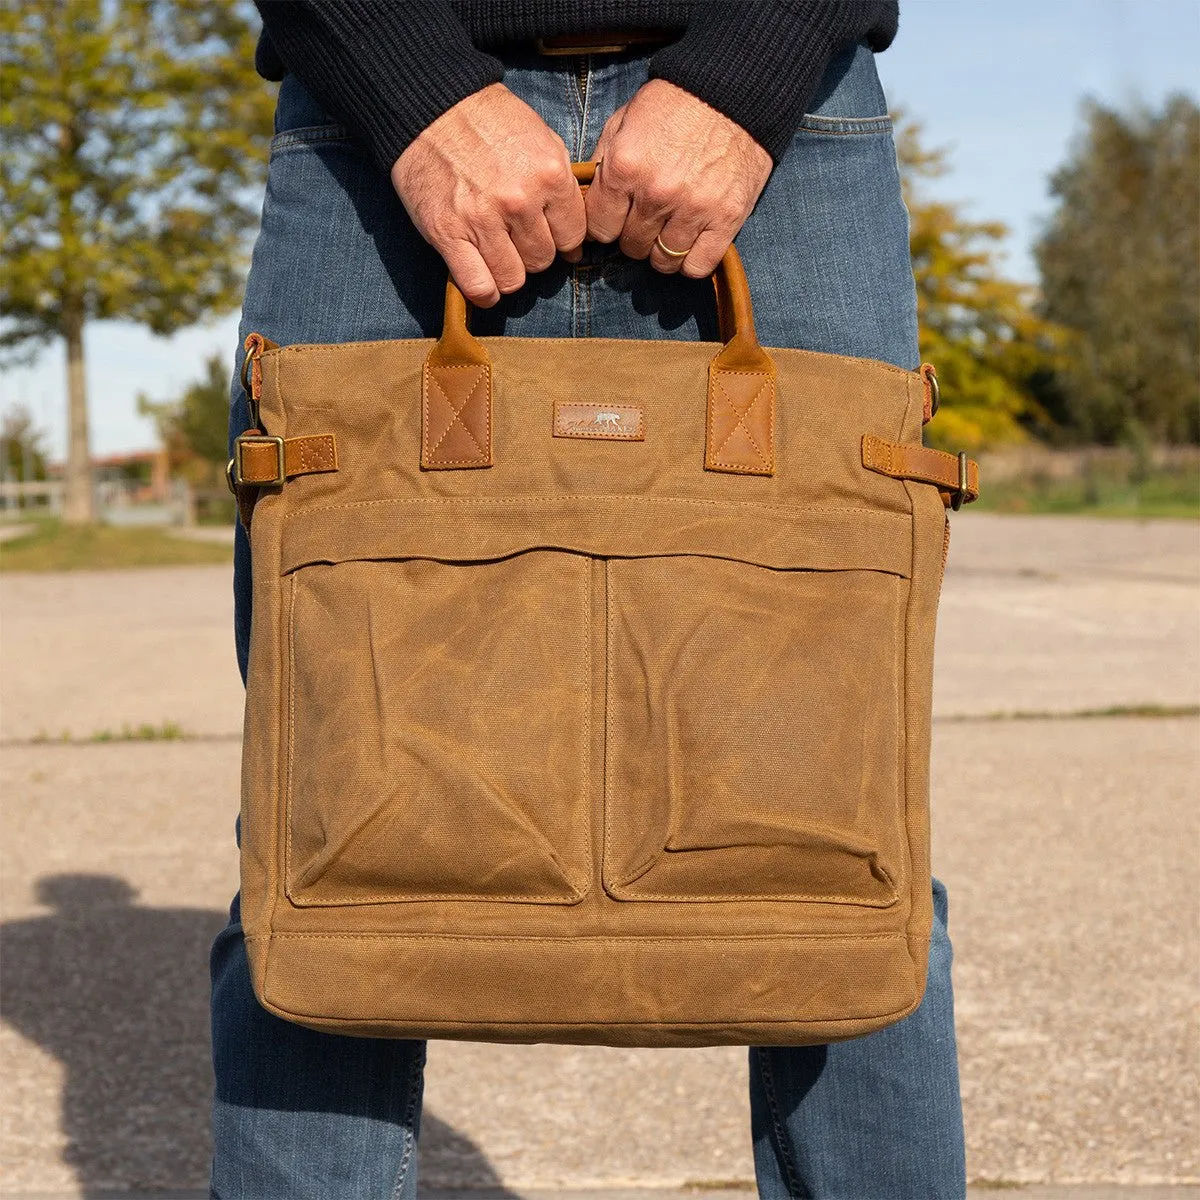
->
[534,35,631,55]
[927,369,940,417]
[950,450,968,511]
[229,434,285,488]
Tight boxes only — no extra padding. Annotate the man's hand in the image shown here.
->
[391,83,586,307]
[585,79,773,277]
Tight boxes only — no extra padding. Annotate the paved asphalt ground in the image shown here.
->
[1,513,1197,1198]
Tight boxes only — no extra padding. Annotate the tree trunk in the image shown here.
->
[62,305,93,524]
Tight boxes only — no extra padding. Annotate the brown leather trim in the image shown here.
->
[861,435,980,506]
[421,362,493,468]
[237,432,339,484]
[241,333,280,408]
[705,366,776,475]
[553,402,644,441]
[421,278,494,470]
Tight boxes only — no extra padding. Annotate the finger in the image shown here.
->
[472,219,527,298]
[584,117,633,244]
[442,239,500,307]
[507,206,560,275]
[677,227,733,280]
[588,104,625,177]
[543,169,588,264]
[647,212,708,275]
[618,182,677,260]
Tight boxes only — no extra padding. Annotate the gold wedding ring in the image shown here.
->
[654,234,690,259]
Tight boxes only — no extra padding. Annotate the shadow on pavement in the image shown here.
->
[1,873,515,1197]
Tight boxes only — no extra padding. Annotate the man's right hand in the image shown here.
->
[391,83,585,308]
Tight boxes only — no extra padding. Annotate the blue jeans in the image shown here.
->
[212,42,966,1200]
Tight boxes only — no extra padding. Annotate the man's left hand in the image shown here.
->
[584,79,773,277]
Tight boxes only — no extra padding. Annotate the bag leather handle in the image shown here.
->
[421,160,777,475]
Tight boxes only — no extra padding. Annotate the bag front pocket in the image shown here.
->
[603,555,905,905]
[285,550,592,905]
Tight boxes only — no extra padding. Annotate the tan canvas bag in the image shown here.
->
[230,179,979,1046]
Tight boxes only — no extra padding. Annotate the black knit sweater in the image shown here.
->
[255,2,899,170]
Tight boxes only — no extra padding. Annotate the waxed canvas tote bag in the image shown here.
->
[229,164,979,1047]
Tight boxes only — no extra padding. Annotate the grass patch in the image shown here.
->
[89,721,186,743]
[0,518,233,571]
[28,721,189,744]
[973,461,1199,519]
[939,703,1200,723]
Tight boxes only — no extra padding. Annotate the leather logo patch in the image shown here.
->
[553,402,644,441]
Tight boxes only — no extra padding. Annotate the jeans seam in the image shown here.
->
[578,55,593,157]
[754,1048,805,1198]
[563,66,583,159]
[389,1044,426,1199]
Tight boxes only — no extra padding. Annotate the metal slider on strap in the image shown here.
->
[225,431,339,495]
[230,435,284,487]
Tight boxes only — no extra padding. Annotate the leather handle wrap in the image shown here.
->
[421,162,776,475]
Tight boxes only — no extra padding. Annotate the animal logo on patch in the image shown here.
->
[553,401,645,441]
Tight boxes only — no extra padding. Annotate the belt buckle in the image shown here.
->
[534,35,632,55]
[228,434,285,489]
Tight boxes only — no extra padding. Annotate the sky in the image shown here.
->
[3,0,1198,461]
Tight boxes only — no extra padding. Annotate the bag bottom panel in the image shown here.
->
[251,931,927,1046]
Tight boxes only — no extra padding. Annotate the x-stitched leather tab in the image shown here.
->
[861,435,980,506]
[705,366,775,476]
[422,362,493,469]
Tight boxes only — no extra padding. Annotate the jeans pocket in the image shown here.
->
[795,112,893,137]
[271,74,351,148]
[270,124,353,153]
[803,40,892,132]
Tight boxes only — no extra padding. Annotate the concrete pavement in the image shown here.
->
[1,514,1197,1195]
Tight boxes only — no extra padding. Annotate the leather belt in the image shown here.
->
[533,29,675,55]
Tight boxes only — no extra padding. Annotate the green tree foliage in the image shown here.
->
[137,353,230,483]
[1035,95,1199,445]
[0,406,50,482]
[0,0,273,521]
[896,115,1061,451]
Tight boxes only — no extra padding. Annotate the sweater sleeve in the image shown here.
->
[647,1,896,163]
[254,1,505,172]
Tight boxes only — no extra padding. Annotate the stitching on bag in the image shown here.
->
[283,496,911,521]
[427,365,487,457]
[270,339,915,379]
[260,931,908,944]
[709,369,773,471]
[285,573,297,897]
[606,882,899,905]
[579,556,594,897]
[602,560,615,892]
[423,362,490,464]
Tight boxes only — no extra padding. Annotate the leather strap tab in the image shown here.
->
[705,366,776,475]
[422,361,493,468]
[421,278,494,470]
[235,432,339,484]
[703,246,776,476]
[861,435,980,507]
[241,333,280,415]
